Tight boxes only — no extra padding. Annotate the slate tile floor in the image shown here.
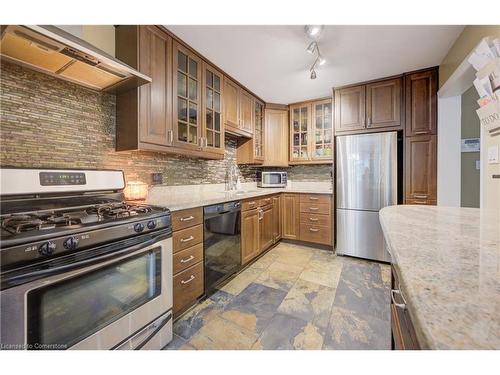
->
[165,242,391,350]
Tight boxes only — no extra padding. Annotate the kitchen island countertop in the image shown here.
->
[379,205,500,349]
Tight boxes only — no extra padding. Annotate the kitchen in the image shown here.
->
[0,1,499,373]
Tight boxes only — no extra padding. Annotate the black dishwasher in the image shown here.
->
[203,201,241,296]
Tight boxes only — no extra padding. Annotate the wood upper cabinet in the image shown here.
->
[236,99,264,164]
[311,99,333,161]
[223,77,239,128]
[241,208,260,265]
[405,69,437,136]
[202,63,224,155]
[281,193,300,240]
[259,205,274,252]
[223,78,254,137]
[290,103,311,162]
[366,78,402,129]
[290,99,333,164]
[405,135,437,204]
[263,108,288,167]
[115,25,173,151]
[137,26,172,146]
[240,90,255,135]
[272,195,282,242]
[172,41,203,152]
[334,85,365,132]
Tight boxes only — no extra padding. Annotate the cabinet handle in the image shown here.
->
[367,116,372,127]
[168,129,174,145]
[309,228,320,232]
[309,197,319,201]
[414,131,428,135]
[414,194,428,199]
[258,209,263,220]
[391,289,407,310]
[309,217,319,222]
[309,207,319,211]
[180,216,194,222]
[180,255,195,263]
[414,200,427,204]
[180,235,194,243]
[181,275,195,284]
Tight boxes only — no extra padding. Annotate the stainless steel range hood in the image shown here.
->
[0,25,151,93]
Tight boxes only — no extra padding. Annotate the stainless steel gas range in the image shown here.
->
[0,168,173,350]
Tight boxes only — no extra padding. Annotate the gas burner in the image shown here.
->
[88,202,152,219]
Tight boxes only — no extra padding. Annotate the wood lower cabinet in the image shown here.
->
[241,208,260,265]
[263,108,288,167]
[334,85,366,132]
[405,135,437,204]
[259,204,274,252]
[171,207,204,317]
[272,195,282,242]
[281,193,300,240]
[391,266,420,350]
[405,69,437,136]
[366,78,402,129]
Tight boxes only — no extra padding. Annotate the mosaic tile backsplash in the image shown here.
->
[0,61,332,186]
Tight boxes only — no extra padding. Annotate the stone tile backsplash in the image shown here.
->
[0,61,332,186]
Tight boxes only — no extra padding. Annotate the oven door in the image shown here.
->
[0,234,172,350]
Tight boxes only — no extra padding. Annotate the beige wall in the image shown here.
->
[82,25,115,57]
[461,86,480,208]
[439,25,500,87]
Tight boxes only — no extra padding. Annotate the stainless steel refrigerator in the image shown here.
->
[335,131,397,262]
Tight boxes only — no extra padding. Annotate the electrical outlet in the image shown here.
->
[151,173,163,185]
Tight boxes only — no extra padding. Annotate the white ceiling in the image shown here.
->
[166,25,464,104]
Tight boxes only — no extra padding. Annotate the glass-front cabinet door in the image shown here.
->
[254,100,264,161]
[312,99,333,160]
[290,103,310,162]
[202,63,224,155]
[173,41,202,151]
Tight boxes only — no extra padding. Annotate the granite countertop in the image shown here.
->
[147,184,333,211]
[379,205,500,349]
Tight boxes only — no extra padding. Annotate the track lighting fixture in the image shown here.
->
[305,27,326,79]
[306,41,317,54]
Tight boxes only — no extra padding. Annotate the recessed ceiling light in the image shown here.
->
[305,25,323,38]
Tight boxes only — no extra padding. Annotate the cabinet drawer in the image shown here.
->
[300,224,332,245]
[299,194,331,205]
[242,199,259,211]
[173,224,203,253]
[173,261,204,315]
[299,202,331,215]
[259,196,273,208]
[300,213,331,227]
[173,243,204,275]
[172,207,203,231]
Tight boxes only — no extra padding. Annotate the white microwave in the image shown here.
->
[257,171,287,188]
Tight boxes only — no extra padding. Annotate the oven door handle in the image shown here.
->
[5,232,171,284]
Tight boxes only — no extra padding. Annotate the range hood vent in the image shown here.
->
[0,25,151,93]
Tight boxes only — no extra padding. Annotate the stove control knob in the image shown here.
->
[134,223,145,233]
[63,236,79,250]
[147,220,156,230]
[39,241,56,256]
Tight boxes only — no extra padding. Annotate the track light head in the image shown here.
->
[306,42,317,54]
[310,70,317,80]
[305,25,324,38]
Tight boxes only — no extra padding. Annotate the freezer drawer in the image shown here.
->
[336,209,391,262]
